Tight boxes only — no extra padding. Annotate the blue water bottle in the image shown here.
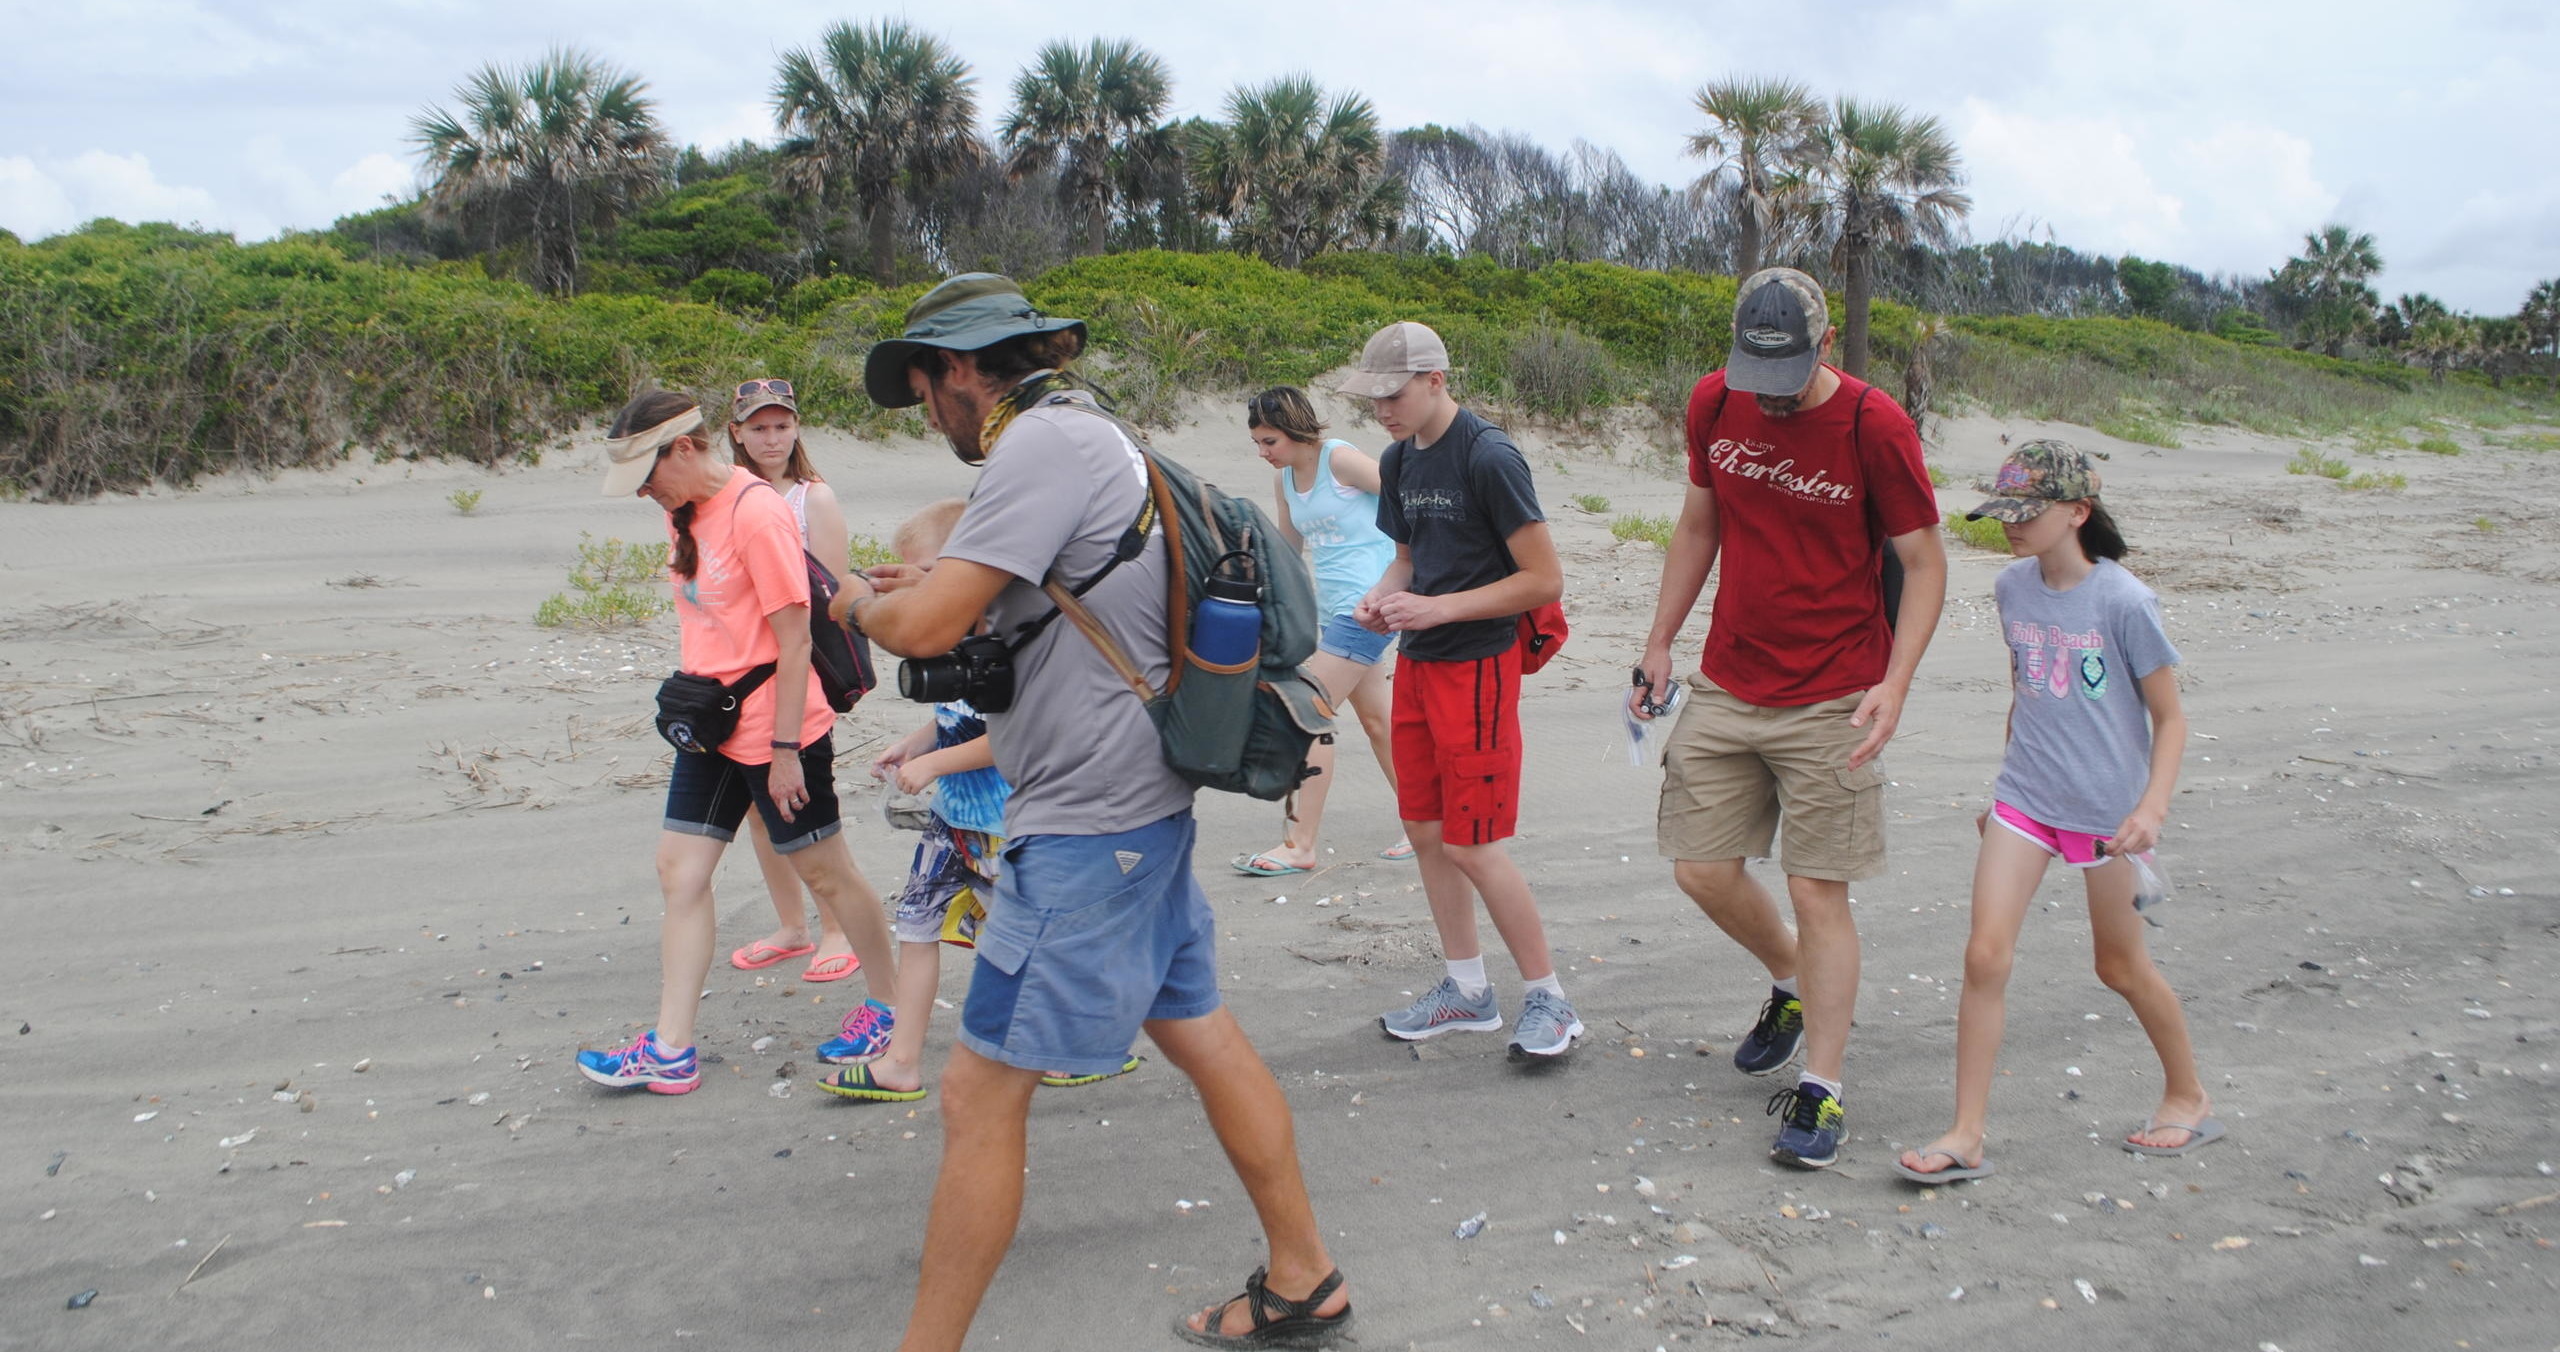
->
[1192,560,1262,667]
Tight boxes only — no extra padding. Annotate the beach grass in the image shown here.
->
[1943,512,2010,551]
[1609,513,1675,548]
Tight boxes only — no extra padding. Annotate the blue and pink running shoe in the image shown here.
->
[576,1029,700,1095]
[818,999,896,1065]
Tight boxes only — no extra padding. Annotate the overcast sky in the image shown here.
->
[4,0,2552,312]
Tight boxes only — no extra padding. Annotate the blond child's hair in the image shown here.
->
[893,497,970,565]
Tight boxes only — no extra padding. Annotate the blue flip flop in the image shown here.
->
[1231,851,1309,878]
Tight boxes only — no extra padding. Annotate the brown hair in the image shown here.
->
[610,390,706,578]
[914,328,1087,390]
[893,497,970,563]
[1244,387,1326,444]
[2078,500,2128,561]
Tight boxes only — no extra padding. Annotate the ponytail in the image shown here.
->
[669,502,700,578]
[2079,500,2127,561]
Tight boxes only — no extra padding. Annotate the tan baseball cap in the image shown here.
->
[1333,321,1450,399]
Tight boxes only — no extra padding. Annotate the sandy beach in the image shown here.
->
[4,401,2555,1351]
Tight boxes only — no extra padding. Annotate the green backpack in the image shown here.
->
[1040,404,1333,802]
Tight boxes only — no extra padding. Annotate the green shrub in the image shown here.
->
[1502,318,1616,421]
[2092,402,2183,448]
[448,487,483,515]
[849,534,901,570]
[1925,463,1952,488]
[2342,470,2406,491]
[1609,513,1674,548]
[687,267,775,313]
[1569,492,1611,514]
[535,533,669,629]
[2475,516,2497,532]
[2415,435,2463,456]
[1944,512,2010,551]
[2287,448,2349,480]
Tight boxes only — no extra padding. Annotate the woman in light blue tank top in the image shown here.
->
[1233,387,1410,876]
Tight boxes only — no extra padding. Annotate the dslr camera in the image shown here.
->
[897,634,1016,713]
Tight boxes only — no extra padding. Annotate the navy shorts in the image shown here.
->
[1317,611,1394,665]
[959,810,1221,1078]
[662,735,842,854]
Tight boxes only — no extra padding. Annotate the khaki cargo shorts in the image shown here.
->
[1654,673,1887,882]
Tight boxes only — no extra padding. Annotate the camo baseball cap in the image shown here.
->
[1966,439,2105,521]
[1724,267,1830,395]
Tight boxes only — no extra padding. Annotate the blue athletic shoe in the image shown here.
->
[1379,977,1503,1041]
[1733,986,1804,1076]
[576,1029,699,1095]
[818,999,895,1065]
[1506,988,1584,1059]
[1767,1082,1845,1169]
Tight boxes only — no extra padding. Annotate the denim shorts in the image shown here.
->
[1317,611,1394,665]
[662,735,842,854]
[959,810,1221,1078]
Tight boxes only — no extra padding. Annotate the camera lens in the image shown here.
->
[898,656,957,704]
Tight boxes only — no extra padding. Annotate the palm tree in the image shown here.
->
[1188,76,1401,268]
[772,21,985,281]
[1790,98,1972,379]
[2273,224,2382,359]
[1684,77,1822,279]
[2519,278,2560,359]
[997,39,1172,256]
[411,48,671,295]
[2407,314,2475,384]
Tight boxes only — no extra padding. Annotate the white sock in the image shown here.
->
[1800,1071,1842,1100]
[1772,974,1800,996]
[1446,956,1490,998]
[1523,973,1564,998]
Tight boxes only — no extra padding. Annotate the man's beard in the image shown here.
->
[926,383,990,464]
[1754,391,1807,419]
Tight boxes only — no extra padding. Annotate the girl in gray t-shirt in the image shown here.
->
[1894,441,2218,1185]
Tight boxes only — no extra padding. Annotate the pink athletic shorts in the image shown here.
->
[1992,801,2110,869]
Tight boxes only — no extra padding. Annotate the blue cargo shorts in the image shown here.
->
[958,809,1221,1079]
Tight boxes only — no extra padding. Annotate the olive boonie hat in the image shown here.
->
[862,273,1087,408]
[1966,439,2106,522]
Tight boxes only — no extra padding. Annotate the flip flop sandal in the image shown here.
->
[2122,1116,2225,1157]
[814,1064,926,1103]
[1173,1266,1352,1349]
[1040,1055,1144,1088]
[800,952,860,983]
[730,940,816,971]
[1231,851,1310,878]
[1377,837,1416,862]
[1890,1149,1995,1183]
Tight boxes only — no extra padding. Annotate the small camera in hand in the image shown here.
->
[898,634,1017,713]
[1631,667,1674,718]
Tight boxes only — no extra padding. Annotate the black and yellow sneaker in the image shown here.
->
[1767,1082,1845,1170]
[1733,986,1804,1076]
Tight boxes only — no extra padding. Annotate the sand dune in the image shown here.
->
[3,403,2555,1350]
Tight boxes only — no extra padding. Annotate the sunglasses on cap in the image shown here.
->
[735,379,794,400]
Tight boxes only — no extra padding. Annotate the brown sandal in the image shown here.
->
[1173,1266,1352,1349]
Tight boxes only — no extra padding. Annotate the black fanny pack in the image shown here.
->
[654,664,776,755]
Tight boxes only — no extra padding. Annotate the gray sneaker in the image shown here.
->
[1379,976,1503,1041]
[1507,988,1584,1059]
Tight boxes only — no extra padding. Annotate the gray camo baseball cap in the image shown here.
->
[1724,267,1830,396]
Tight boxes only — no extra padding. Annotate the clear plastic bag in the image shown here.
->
[1621,683,1685,766]
[2126,850,2170,925]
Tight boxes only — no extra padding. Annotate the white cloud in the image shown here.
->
[0,152,224,240]
[1960,100,2185,256]
[0,157,79,239]
[2172,123,2335,275]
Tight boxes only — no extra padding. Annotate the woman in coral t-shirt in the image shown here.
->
[575,389,898,1096]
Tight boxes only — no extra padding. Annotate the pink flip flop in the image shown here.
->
[730,940,816,971]
[802,952,861,983]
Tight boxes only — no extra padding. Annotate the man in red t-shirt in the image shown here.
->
[1630,267,1947,1171]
